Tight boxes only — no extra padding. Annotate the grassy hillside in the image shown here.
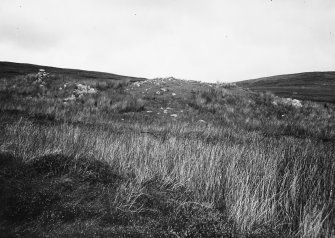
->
[236,72,335,103]
[0,61,146,83]
[0,64,335,237]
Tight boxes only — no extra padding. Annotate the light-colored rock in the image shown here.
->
[291,99,302,108]
[170,114,178,117]
[64,94,76,102]
[172,93,176,96]
[273,97,302,108]
[87,88,97,94]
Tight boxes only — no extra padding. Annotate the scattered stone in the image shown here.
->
[156,91,161,95]
[133,82,141,87]
[216,82,237,89]
[198,120,206,123]
[172,93,176,96]
[161,88,168,92]
[62,83,97,103]
[73,84,97,96]
[146,111,153,113]
[170,114,178,117]
[272,97,302,108]
[64,94,76,102]
[291,99,302,108]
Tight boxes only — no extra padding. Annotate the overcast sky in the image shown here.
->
[1,0,334,82]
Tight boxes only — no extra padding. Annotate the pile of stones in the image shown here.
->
[216,82,237,89]
[34,69,49,85]
[272,96,302,108]
[64,83,97,102]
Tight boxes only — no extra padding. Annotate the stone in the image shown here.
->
[64,94,76,102]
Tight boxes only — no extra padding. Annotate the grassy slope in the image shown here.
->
[0,63,335,237]
[236,71,335,103]
[0,61,146,83]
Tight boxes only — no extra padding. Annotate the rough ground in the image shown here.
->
[0,62,334,237]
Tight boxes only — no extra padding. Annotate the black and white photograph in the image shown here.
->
[0,0,334,237]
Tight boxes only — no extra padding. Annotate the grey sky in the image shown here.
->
[1,0,334,82]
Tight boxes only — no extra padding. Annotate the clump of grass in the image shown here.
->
[111,95,145,113]
[95,79,130,91]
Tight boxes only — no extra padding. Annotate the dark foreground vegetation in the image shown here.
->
[0,63,334,237]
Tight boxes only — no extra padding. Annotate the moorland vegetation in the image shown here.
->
[0,64,334,237]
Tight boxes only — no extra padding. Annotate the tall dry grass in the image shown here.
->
[1,115,334,237]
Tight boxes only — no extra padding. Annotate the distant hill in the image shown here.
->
[0,61,146,82]
[236,72,335,103]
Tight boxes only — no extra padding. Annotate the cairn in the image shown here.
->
[35,69,49,84]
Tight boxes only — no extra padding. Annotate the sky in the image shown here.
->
[0,0,334,82]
